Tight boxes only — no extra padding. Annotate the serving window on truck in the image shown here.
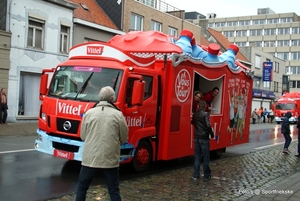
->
[48,66,123,102]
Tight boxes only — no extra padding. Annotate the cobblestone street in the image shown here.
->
[49,141,300,201]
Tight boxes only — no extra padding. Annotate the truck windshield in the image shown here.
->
[275,103,295,110]
[48,66,123,102]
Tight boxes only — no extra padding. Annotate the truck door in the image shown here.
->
[124,74,158,172]
[124,74,158,134]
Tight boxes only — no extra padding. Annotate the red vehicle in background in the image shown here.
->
[35,30,254,172]
[274,92,300,124]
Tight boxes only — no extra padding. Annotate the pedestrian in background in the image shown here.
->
[262,108,268,123]
[281,111,292,154]
[251,108,258,124]
[267,108,274,123]
[75,86,128,201]
[191,99,214,181]
[0,88,8,124]
[296,115,300,157]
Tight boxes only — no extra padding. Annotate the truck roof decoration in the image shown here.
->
[69,30,253,78]
[279,92,300,100]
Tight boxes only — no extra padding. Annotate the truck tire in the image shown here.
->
[132,140,152,172]
[212,148,226,158]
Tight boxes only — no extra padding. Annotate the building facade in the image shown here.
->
[239,46,286,110]
[1,0,77,122]
[99,0,202,42]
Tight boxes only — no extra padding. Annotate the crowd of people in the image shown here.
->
[251,106,274,124]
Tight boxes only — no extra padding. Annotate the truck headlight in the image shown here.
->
[41,113,46,121]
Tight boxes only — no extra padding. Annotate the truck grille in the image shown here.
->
[53,141,79,152]
[56,118,80,134]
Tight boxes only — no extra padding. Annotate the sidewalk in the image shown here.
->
[0,122,37,137]
[1,122,300,201]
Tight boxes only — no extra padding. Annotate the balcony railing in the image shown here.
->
[135,0,184,19]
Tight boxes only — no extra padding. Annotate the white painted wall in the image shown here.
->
[7,0,74,122]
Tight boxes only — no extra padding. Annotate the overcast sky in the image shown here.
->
[164,0,300,18]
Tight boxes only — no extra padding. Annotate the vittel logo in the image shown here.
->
[87,46,103,55]
[57,151,68,158]
[126,116,143,127]
[175,69,191,102]
[58,102,82,116]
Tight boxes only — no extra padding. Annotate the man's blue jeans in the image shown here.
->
[75,166,121,201]
[283,133,292,150]
[193,139,211,179]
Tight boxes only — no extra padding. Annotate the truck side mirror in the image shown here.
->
[131,80,145,106]
[40,74,48,97]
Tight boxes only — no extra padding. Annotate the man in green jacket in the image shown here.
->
[76,86,128,201]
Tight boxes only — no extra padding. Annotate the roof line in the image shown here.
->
[73,18,125,35]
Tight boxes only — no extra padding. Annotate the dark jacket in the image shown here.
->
[191,109,214,140]
[281,112,292,134]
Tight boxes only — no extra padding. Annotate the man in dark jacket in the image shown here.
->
[281,111,292,154]
[296,115,300,157]
[191,99,214,181]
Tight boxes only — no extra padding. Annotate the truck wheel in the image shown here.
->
[212,148,225,158]
[277,122,281,124]
[132,140,152,172]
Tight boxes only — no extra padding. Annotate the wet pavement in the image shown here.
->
[48,131,300,201]
[1,122,300,201]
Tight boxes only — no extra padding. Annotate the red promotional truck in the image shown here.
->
[274,92,300,124]
[35,30,254,172]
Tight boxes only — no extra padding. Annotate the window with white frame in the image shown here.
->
[277,40,290,47]
[290,66,300,74]
[28,18,44,49]
[223,31,234,37]
[274,61,279,73]
[215,22,225,27]
[264,28,276,35]
[292,40,300,46]
[255,55,261,69]
[286,66,291,74]
[253,19,265,25]
[249,29,262,36]
[278,28,290,35]
[253,76,261,88]
[130,13,143,31]
[292,27,300,34]
[239,20,250,26]
[281,18,292,23]
[136,0,156,7]
[263,81,270,89]
[277,52,289,60]
[264,41,276,47]
[252,41,262,47]
[267,18,279,24]
[274,81,279,92]
[235,42,247,47]
[60,25,70,54]
[168,26,178,37]
[208,23,214,27]
[236,30,247,37]
[291,52,300,60]
[227,21,238,26]
[151,20,162,31]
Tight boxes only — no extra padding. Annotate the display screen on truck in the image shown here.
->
[48,66,123,102]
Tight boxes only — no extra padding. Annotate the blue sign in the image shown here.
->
[263,62,273,81]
